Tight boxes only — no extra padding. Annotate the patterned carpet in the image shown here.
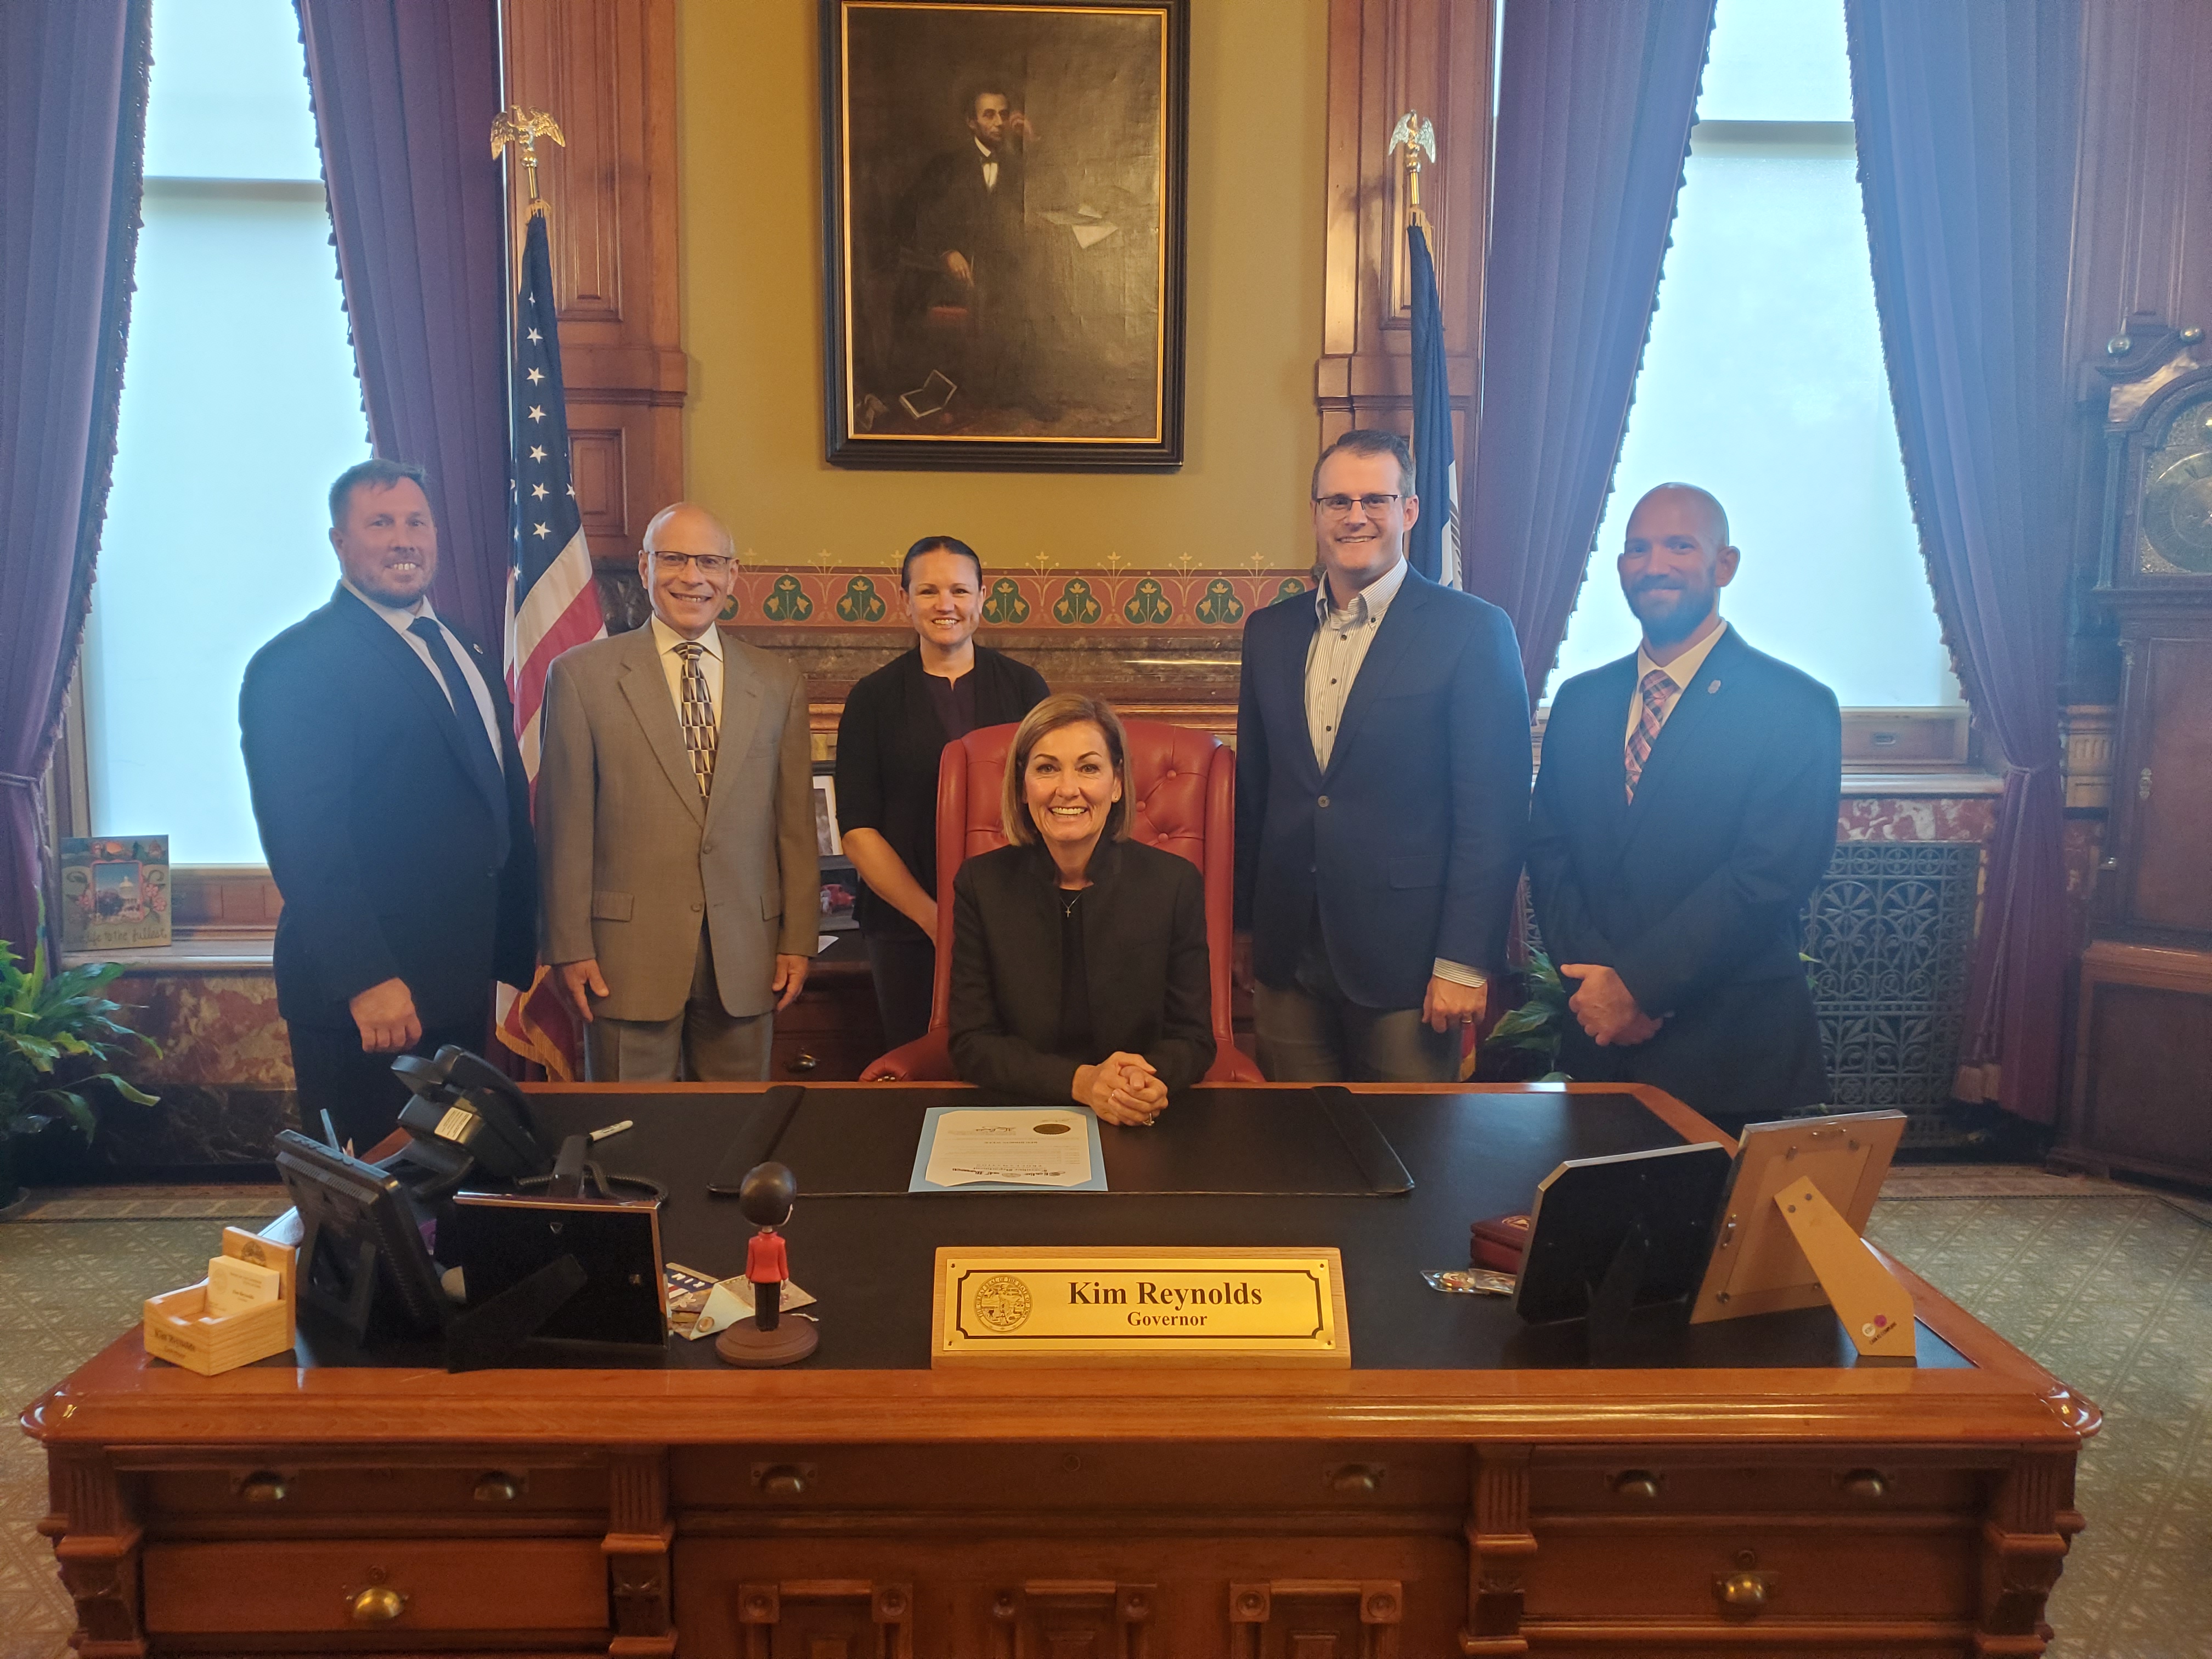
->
[2,1177,2207,1659]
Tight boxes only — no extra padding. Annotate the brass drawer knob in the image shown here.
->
[787,1052,819,1074]
[473,1471,522,1503]
[1839,1468,1889,1500]
[758,1464,809,1496]
[1612,1469,1662,1499]
[1327,1464,1384,1495]
[349,1585,408,1624]
[1716,1571,1769,1610]
[239,1472,289,1503]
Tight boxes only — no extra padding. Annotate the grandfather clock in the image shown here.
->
[2056,317,2212,1186]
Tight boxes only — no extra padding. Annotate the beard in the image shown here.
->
[357,565,433,605]
[1628,578,1716,646]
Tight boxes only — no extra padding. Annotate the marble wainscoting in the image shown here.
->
[58,962,300,1178]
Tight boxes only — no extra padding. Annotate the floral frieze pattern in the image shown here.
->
[718,567,1315,630]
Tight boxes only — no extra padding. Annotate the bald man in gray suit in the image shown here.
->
[537,503,818,1080]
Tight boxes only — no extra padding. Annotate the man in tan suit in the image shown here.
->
[538,503,817,1080]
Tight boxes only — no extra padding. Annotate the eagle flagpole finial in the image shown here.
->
[490,105,568,217]
[1389,109,1438,224]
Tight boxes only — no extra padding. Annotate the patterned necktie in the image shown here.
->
[674,641,717,796]
[1624,668,1677,803]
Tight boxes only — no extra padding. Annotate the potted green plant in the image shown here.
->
[1477,947,1573,1083]
[1,938,160,1217]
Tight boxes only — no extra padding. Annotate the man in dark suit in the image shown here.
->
[902,85,1042,414]
[1234,429,1532,1082]
[240,459,535,1152]
[1528,483,1841,1130]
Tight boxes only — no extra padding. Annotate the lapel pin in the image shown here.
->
[1707,679,1720,694]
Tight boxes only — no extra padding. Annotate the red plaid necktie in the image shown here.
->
[1624,669,1677,802]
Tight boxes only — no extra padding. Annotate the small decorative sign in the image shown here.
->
[931,1246,1348,1367]
[59,836,170,952]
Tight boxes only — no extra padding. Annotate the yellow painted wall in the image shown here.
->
[676,0,1328,573]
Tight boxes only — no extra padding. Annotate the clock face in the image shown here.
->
[2138,400,2212,575]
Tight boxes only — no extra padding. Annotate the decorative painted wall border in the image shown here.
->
[715,566,1316,630]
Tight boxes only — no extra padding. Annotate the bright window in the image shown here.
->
[83,0,367,864]
[1546,0,1960,710]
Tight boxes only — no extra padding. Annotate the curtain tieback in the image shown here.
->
[0,772,40,793]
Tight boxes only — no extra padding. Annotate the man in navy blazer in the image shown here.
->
[240,459,535,1151]
[1528,483,1839,1129]
[1234,430,1532,1081]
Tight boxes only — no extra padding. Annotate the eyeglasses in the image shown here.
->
[651,552,733,577]
[1313,493,1403,516]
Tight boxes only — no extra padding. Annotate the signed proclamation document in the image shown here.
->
[911,1107,1109,1193]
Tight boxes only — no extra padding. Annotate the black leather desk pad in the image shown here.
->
[762,1086,1410,1197]
[359,1086,1958,1374]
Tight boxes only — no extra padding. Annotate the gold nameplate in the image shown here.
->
[931,1247,1348,1367]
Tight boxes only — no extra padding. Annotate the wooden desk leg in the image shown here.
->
[1461,1446,1536,1656]
[41,1448,145,1659]
[1976,1451,2083,1658]
[606,1449,675,1658]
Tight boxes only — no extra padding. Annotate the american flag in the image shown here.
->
[497,210,602,1078]
[505,210,602,778]
[1406,220,1462,590]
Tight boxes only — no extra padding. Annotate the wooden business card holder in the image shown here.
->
[143,1227,298,1376]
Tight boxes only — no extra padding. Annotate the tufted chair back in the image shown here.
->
[859,719,1262,1083]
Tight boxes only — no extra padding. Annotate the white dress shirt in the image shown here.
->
[975,136,998,192]
[650,613,724,723]
[1623,618,1729,749]
[342,580,503,763]
[1302,556,1483,990]
[1304,555,1407,770]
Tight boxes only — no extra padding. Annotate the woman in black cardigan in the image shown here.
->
[949,695,1215,1124]
[834,537,1048,1047]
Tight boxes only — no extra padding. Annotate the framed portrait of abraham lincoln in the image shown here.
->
[821,0,1190,471]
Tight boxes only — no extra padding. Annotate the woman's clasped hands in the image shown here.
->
[1074,1051,1167,1126]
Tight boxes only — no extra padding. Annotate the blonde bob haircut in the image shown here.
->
[1001,694,1132,847]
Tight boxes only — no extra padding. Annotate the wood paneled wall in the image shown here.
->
[506,0,1488,544]
[2062,0,2212,707]
[1316,0,1493,447]
[501,0,684,569]
[2064,0,2212,371]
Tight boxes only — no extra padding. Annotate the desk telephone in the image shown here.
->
[388,1045,556,1197]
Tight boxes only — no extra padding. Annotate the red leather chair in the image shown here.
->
[861,719,1265,1082]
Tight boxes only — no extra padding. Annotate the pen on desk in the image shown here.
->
[589,1119,634,1143]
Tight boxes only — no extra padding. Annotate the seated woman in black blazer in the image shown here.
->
[949,695,1215,1125]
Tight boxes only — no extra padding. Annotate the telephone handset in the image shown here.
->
[386,1045,556,1198]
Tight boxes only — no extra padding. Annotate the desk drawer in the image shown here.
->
[139,1458,608,1522]
[1522,1517,1977,1623]
[1529,1455,1984,1518]
[143,1539,608,1636]
[674,1441,1466,1515]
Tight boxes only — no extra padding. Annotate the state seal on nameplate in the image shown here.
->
[972,1273,1033,1333]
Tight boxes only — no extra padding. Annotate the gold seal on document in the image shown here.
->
[972,1273,1034,1333]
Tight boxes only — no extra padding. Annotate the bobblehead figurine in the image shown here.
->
[714,1161,819,1367]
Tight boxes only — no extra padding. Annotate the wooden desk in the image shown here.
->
[22,1084,2095,1658]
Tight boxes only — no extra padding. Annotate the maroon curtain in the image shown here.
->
[0,0,150,963]
[1461,0,1716,704]
[297,0,510,647]
[1846,0,2080,1125]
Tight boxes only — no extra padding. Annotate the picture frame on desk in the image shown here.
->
[813,762,859,932]
[819,0,1190,471]
[811,771,843,857]
[818,875,859,934]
